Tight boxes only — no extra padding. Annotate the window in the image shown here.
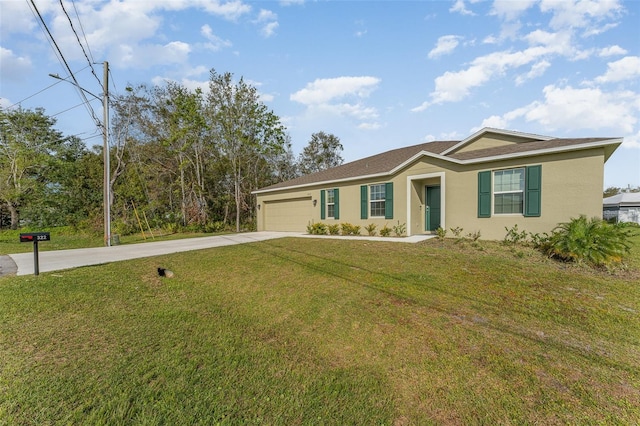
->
[478,166,541,218]
[493,168,524,214]
[370,184,386,217]
[361,183,393,219]
[320,188,339,220]
[326,189,335,218]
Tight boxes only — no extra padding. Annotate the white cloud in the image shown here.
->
[595,56,640,83]
[198,0,252,21]
[515,60,551,85]
[291,76,381,105]
[200,25,233,51]
[490,0,537,21]
[621,130,640,149]
[254,9,279,37]
[291,77,381,126]
[540,0,623,32]
[419,47,554,108]
[598,45,627,57]
[116,41,192,69]
[428,35,462,59]
[0,47,32,81]
[450,0,475,16]
[483,84,640,134]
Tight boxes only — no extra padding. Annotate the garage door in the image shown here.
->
[264,197,312,232]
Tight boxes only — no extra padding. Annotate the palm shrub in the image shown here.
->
[540,215,633,268]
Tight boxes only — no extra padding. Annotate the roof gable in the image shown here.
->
[441,128,553,156]
[254,128,622,194]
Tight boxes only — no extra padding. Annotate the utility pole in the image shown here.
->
[103,61,111,247]
[49,62,111,246]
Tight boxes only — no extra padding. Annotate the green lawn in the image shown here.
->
[1,236,639,424]
[0,227,214,255]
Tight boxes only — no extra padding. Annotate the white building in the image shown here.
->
[603,193,640,224]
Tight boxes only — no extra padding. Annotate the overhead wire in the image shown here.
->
[71,0,95,64]
[59,0,102,89]
[26,0,102,128]
[4,64,92,109]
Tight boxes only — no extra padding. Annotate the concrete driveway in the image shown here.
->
[2,231,433,276]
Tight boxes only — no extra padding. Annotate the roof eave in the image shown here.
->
[253,138,623,195]
[440,127,554,156]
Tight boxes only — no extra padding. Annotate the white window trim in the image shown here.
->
[493,168,525,215]
[326,188,335,219]
[369,183,386,218]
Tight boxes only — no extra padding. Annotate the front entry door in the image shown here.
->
[425,185,441,231]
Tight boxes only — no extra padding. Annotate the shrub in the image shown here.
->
[393,221,406,237]
[327,224,340,235]
[364,223,377,236]
[540,215,633,268]
[450,226,463,238]
[340,223,361,236]
[307,222,327,235]
[379,224,392,237]
[436,227,447,240]
[503,225,529,245]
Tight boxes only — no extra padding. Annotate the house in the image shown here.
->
[253,128,622,240]
[603,192,640,224]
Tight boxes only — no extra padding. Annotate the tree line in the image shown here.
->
[0,69,343,233]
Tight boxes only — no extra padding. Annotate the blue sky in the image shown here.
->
[1,0,639,189]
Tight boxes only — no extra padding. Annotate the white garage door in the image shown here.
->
[264,197,312,232]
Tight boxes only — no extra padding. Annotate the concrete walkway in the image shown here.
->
[3,231,434,276]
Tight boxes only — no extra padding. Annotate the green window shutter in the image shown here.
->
[334,188,340,220]
[478,171,491,218]
[384,182,394,219]
[524,165,541,217]
[320,190,326,220]
[360,185,368,219]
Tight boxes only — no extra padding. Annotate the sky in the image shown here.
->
[1,0,639,189]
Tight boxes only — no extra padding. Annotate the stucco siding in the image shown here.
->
[256,147,608,240]
[454,134,534,154]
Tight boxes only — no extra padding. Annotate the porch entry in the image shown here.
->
[425,185,441,231]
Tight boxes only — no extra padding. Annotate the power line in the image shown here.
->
[58,0,102,89]
[26,0,102,128]
[4,65,91,109]
[71,0,95,64]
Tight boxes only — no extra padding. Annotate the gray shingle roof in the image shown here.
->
[255,129,622,194]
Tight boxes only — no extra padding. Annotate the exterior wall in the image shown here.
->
[454,134,533,154]
[434,148,605,240]
[256,147,607,240]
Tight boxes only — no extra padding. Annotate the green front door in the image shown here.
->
[425,185,441,231]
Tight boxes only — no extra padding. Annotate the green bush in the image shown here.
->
[393,221,406,237]
[327,224,340,235]
[436,227,447,240]
[307,222,327,235]
[364,223,377,236]
[340,223,361,236]
[540,215,634,268]
[379,224,392,237]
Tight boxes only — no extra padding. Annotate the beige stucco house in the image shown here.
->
[254,128,622,240]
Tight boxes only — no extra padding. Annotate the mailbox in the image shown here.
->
[19,232,51,275]
[20,232,51,243]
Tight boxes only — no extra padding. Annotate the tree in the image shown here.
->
[0,107,67,229]
[298,131,344,175]
[205,69,287,232]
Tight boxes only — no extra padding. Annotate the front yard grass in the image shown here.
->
[1,236,638,424]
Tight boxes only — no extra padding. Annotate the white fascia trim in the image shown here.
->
[406,172,445,237]
[440,127,554,156]
[254,138,622,195]
[395,138,623,170]
[252,171,391,195]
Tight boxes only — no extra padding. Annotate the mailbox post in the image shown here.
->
[19,232,51,276]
